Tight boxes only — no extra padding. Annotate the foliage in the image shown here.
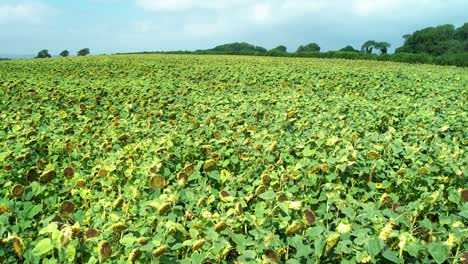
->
[339,45,359,52]
[77,48,90,56]
[297,43,321,53]
[35,49,51,59]
[271,45,287,53]
[361,41,391,54]
[59,50,70,57]
[209,42,267,55]
[267,45,288,56]
[0,55,467,263]
[396,23,467,55]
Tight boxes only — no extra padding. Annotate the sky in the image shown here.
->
[0,0,467,56]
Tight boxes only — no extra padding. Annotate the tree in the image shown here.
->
[36,49,51,58]
[266,45,288,56]
[361,40,377,54]
[270,45,287,53]
[210,43,267,55]
[374,42,391,54]
[455,23,468,41]
[296,43,320,53]
[339,45,359,52]
[361,41,390,54]
[395,24,464,55]
[59,50,69,57]
[77,48,90,56]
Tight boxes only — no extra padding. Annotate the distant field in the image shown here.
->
[0,55,467,263]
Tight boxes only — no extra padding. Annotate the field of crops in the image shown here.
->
[0,55,467,263]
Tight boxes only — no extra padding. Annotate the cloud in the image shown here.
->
[250,2,273,24]
[351,0,401,16]
[130,0,468,43]
[135,0,246,11]
[0,1,53,25]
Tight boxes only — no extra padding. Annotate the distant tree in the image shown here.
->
[374,42,391,54]
[361,40,377,54]
[296,43,320,53]
[35,49,51,58]
[339,45,359,52]
[59,50,69,57]
[77,48,90,56]
[210,43,267,55]
[395,24,464,55]
[455,23,468,41]
[361,41,390,54]
[271,45,287,53]
[266,45,288,56]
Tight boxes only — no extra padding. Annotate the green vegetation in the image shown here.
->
[60,50,70,58]
[34,48,90,59]
[0,55,467,263]
[35,49,51,59]
[396,23,468,56]
[202,42,267,56]
[296,43,321,53]
[116,22,468,67]
[361,41,391,54]
[77,48,91,57]
[339,46,360,53]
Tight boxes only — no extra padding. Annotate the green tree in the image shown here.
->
[296,43,320,53]
[210,43,267,55]
[455,23,468,40]
[36,49,51,58]
[339,45,359,52]
[361,40,377,54]
[374,42,391,54]
[395,24,465,55]
[271,45,287,53]
[59,50,69,57]
[77,48,90,56]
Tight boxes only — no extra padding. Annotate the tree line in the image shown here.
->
[35,48,90,58]
[119,22,467,67]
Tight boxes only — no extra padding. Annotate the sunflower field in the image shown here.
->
[0,55,467,263]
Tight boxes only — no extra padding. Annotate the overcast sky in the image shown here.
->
[0,0,467,55]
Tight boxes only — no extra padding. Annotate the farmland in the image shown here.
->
[0,55,467,263]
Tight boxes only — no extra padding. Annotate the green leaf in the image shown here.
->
[303,147,315,157]
[65,245,76,261]
[448,189,461,204]
[27,205,43,219]
[404,241,420,257]
[190,253,205,264]
[87,256,98,264]
[382,249,402,263]
[231,233,255,250]
[314,239,325,258]
[237,250,256,262]
[290,236,313,259]
[366,237,384,257]
[39,223,58,235]
[419,218,433,229]
[119,233,136,247]
[259,190,276,201]
[32,238,53,256]
[428,242,450,264]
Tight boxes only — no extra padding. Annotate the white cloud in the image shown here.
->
[250,2,273,24]
[133,0,468,38]
[135,0,246,11]
[0,1,52,25]
[351,0,401,16]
